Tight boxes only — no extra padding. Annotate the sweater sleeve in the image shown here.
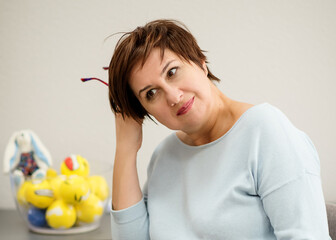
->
[110,184,150,240]
[109,142,163,240]
[261,172,331,239]
[255,106,330,239]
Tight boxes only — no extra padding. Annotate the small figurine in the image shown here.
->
[3,130,52,187]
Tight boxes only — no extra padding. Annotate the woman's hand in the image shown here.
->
[115,113,143,156]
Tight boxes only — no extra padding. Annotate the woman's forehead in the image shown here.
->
[131,49,178,80]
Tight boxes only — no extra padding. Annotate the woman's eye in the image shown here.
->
[146,89,157,100]
[167,68,177,78]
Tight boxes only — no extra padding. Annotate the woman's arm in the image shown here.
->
[261,171,330,239]
[110,114,149,240]
[254,105,331,239]
[112,114,143,210]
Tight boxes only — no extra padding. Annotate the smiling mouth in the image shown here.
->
[177,97,195,116]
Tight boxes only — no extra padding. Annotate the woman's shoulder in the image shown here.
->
[243,103,317,161]
[241,102,284,120]
[239,102,294,130]
[229,102,307,147]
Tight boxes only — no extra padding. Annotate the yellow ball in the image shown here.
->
[59,175,90,204]
[46,199,76,229]
[25,180,54,209]
[75,194,103,224]
[16,181,33,206]
[46,168,58,179]
[88,175,109,200]
[61,155,90,177]
[49,175,66,199]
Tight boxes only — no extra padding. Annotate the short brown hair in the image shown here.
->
[108,19,219,122]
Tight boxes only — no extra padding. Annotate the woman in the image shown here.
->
[108,19,330,239]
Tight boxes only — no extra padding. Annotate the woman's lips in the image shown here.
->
[177,97,195,116]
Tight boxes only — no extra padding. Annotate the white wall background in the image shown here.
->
[0,0,335,209]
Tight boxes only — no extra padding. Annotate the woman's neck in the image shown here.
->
[177,87,253,146]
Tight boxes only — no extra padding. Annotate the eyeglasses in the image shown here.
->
[81,67,109,86]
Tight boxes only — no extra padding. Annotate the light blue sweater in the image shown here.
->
[110,103,331,239]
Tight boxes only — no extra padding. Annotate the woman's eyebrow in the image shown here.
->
[161,60,175,76]
[139,85,152,97]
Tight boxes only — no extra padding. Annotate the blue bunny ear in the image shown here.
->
[9,141,19,170]
[30,133,51,167]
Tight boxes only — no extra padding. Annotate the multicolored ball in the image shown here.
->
[61,155,90,177]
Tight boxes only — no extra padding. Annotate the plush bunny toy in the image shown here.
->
[3,130,52,187]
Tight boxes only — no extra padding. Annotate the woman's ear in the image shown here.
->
[202,60,208,76]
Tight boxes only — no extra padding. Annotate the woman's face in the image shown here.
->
[129,48,214,133]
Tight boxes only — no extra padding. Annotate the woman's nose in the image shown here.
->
[166,86,183,107]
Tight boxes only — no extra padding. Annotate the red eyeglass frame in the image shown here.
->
[81,67,109,86]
